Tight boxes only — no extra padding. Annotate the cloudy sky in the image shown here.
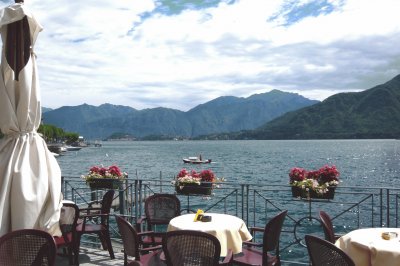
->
[1,0,400,111]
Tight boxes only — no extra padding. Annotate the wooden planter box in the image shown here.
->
[176,182,213,195]
[291,186,336,200]
[87,178,123,190]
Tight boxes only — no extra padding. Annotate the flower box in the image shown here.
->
[291,186,336,200]
[82,165,127,190]
[289,165,339,200]
[88,178,123,190]
[176,182,213,195]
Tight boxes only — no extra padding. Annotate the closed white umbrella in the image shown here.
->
[0,0,62,236]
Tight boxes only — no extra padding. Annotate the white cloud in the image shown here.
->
[2,0,399,111]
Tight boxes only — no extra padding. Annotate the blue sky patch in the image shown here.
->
[270,0,344,27]
[153,0,236,16]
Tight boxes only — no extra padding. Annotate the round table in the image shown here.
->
[335,228,400,266]
[167,213,252,256]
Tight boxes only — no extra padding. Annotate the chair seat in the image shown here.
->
[54,233,73,246]
[141,235,163,246]
[77,223,106,233]
[139,250,165,266]
[233,247,278,266]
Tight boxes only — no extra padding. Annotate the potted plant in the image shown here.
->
[82,165,127,189]
[289,165,340,199]
[174,168,218,195]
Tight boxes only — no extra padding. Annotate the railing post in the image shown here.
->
[119,181,125,215]
[61,176,65,195]
[379,188,383,227]
[139,180,143,220]
[71,186,75,204]
[247,184,250,225]
[241,184,245,222]
[386,188,390,227]
[160,171,162,193]
[396,193,399,228]
[134,179,139,224]
[241,184,250,225]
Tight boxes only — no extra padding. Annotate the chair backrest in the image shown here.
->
[305,235,355,266]
[145,194,180,226]
[59,202,80,238]
[0,229,57,266]
[115,215,141,260]
[319,210,336,243]
[101,190,116,214]
[163,230,221,266]
[100,190,115,225]
[263,210,288,255]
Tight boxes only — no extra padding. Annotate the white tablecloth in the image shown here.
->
[335,228,400,266]
[167,213,252,256]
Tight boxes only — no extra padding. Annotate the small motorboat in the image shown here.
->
[183,156,212,164]
[65,145,82,151]
[47,143,67,154]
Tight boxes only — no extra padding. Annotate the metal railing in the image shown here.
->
[62,176,400,265]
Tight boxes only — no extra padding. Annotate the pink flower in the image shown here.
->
[177,169,189,178]
[199,169,215,182]
[108,165,122,177]
[317,165,340,183]
[175,168,217,185]
[83,165,127,180]
[289,167,307,183]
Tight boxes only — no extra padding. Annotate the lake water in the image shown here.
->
[58,139,400,187]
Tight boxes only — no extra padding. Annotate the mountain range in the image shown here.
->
[42,90,318,139]
[229,74,400,139]
[43,74,400,140]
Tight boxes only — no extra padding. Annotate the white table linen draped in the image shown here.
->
[336,228,400,266]
[168,213,252,256]
[0,3,62,237]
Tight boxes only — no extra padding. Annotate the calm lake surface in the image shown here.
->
[58,139,400,188]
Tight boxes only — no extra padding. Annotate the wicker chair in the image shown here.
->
[54,202,80,265]
[305,234,355,266]
[137,193,181,247]
[319,210,341,243]
[0,229,57,266]
[76,189,115,259]
[162,230,233,266]
[115,215,163,266]
[232,210,288,266]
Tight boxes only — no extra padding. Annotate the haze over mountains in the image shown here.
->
[42,90,318,139]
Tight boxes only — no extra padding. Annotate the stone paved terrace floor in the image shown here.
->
[56,246,127,266]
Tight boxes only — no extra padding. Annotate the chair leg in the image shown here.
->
[98,232,108,250]
[98,231,115,259]
[105,232,115,259]
[67,246,73,265]
[73,242,80,265]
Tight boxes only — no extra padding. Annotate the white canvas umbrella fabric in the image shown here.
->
[0,2,62,237]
